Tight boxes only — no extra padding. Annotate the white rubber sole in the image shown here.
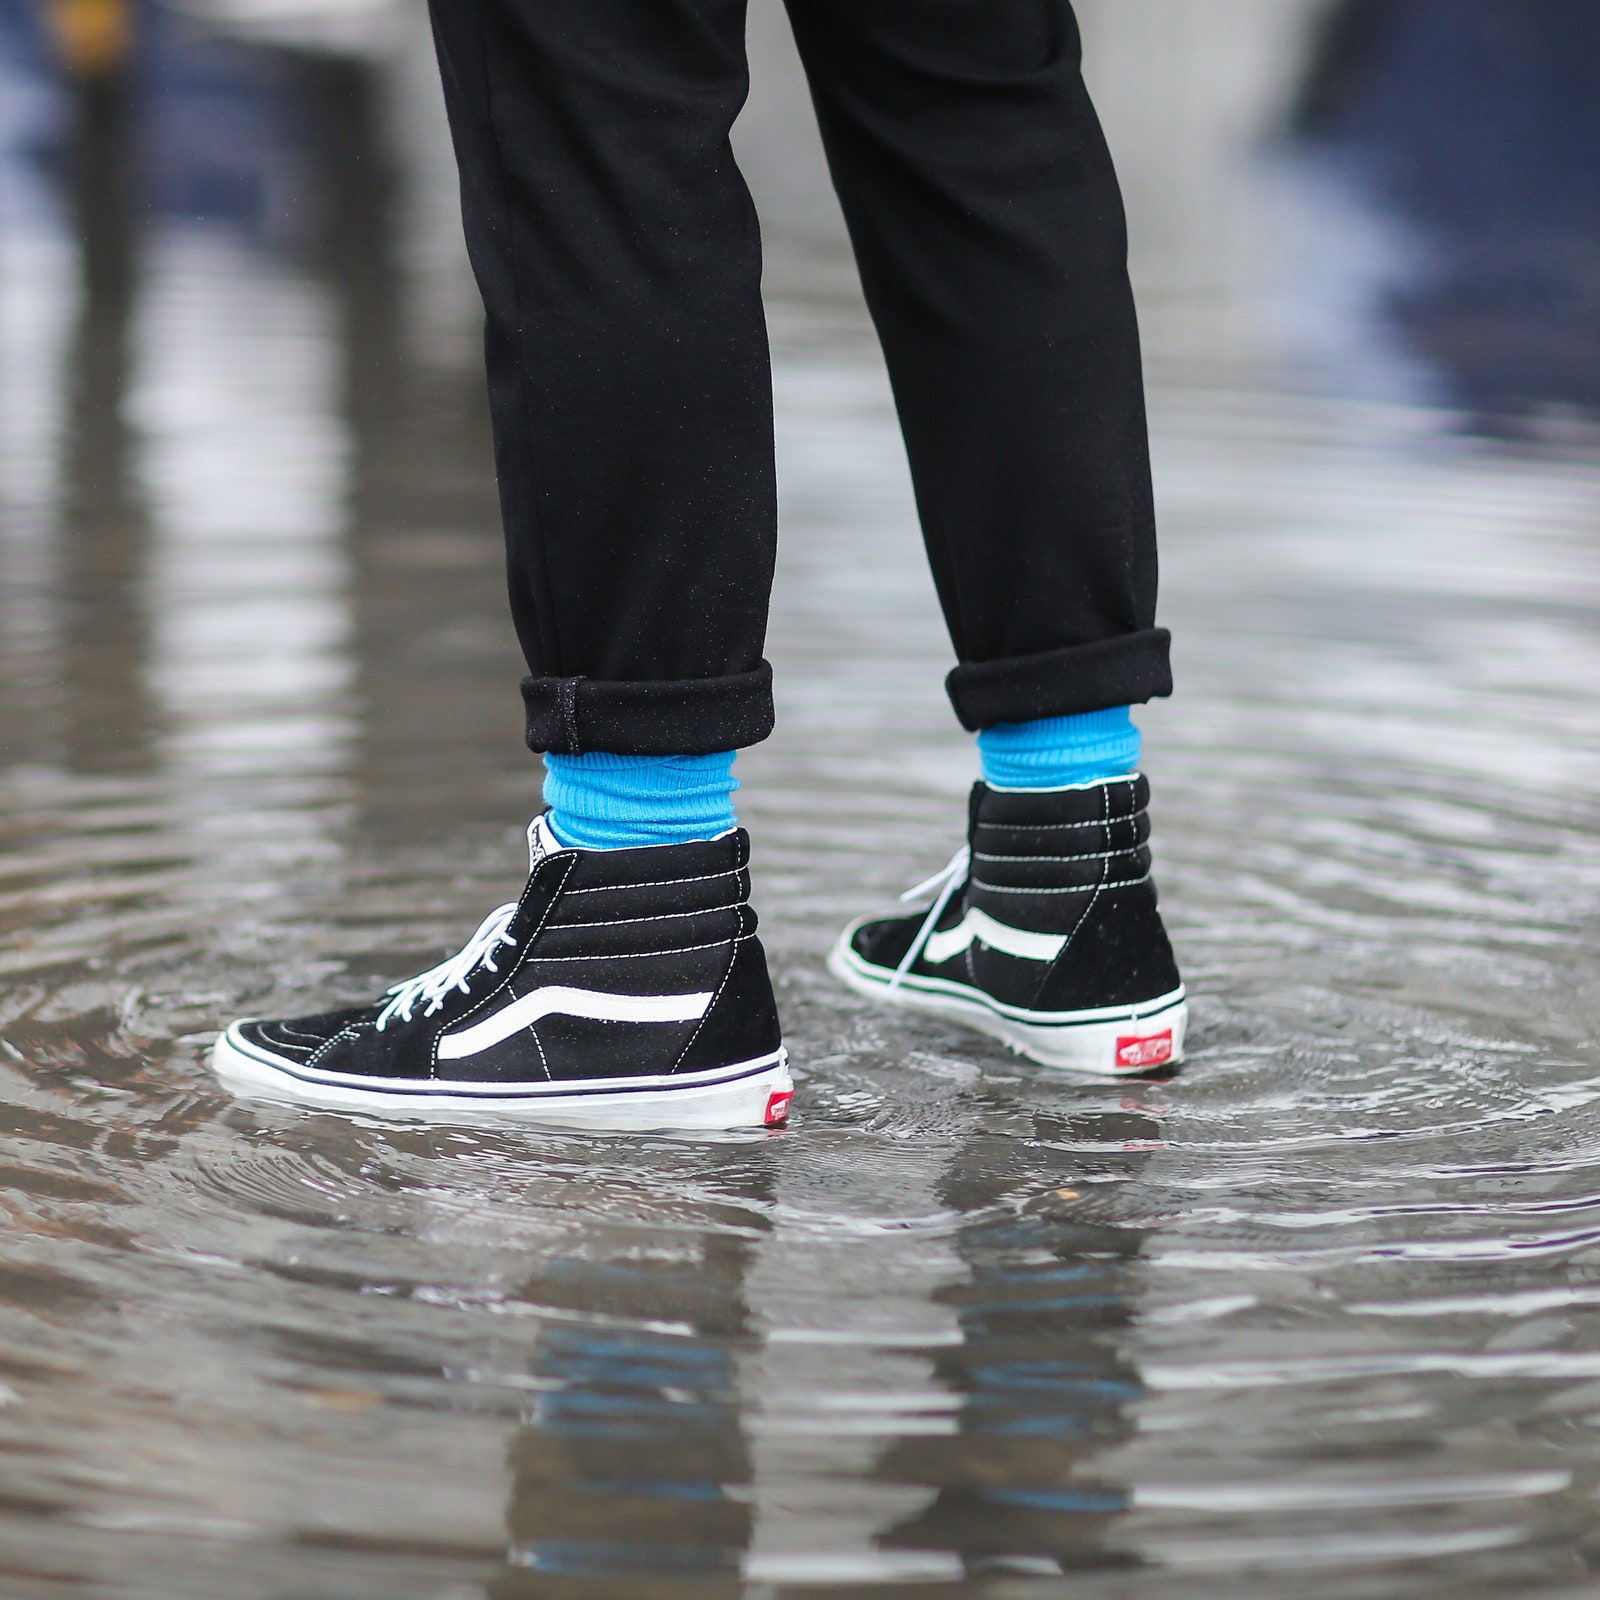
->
[828,922,1187,1077]
[211,1024,794,1132]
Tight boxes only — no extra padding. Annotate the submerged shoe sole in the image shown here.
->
[211,1024,794,1132]
[828,921,1187,1077]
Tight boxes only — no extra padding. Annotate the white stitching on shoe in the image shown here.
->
[978,813,1143,833]
[530,1026,551,1082]
[551,905,738,930]
[306,1024,366,1071]
[669,935,741,1073]
[521,932,754,962]
[565,868,741,893]
[427,856,578,1077]
[1031,783,1113,1005]
[973,847,1144,865]
[970,873,1151,895]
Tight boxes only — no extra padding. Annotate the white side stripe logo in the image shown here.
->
[438,987,714,1061]
[923,908,1068,965]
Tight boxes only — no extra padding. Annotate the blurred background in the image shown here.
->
[14,0,1600,397]
[5,0,1599,810]
[5,4,1600,1595]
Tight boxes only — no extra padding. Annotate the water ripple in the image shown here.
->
[1,259,1599,1596]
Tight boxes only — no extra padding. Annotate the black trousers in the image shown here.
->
[428,0,1171,756]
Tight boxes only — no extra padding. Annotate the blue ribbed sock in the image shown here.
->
[977,707,1141,790]
[542,752,739,850]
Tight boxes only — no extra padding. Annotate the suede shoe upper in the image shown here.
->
[237,824,782,1084]
[850,776,1181,1014]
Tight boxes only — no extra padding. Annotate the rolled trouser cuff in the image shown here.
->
[946,629,1173,732]
[522,662,775,756]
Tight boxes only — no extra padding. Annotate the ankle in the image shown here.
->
[542,751,739,850]
[976,707,1139,791]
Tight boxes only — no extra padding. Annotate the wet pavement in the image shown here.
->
[6,21,1600,1600]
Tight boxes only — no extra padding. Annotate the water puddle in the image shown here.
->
[3,17,1600,1600]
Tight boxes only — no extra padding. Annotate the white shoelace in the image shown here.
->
[890,845,971,990]
[375,902,520,1031]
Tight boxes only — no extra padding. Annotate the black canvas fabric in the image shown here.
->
[850,777,1182,1013]
[427,0,1171,756]
[238,830,782,1084]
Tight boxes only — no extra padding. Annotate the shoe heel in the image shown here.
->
[992,1004,1187,1076]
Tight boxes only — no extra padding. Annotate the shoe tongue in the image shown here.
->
[526,813,566,871]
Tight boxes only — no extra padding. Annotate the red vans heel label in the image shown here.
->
[1115,1030,1174,1070]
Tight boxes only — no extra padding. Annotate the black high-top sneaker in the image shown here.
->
[828,774,1186,1075]
[211,818,791,1130]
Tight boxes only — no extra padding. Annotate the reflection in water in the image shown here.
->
[875,1120,1155,1579]
[0,5,73,772]
[56,43,157,772]
[1,5,1600,1598]
[297,45,522,842]
[133,229,351,789]
[490,1164,768,1596]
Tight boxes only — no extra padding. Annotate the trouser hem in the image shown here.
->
[523,663,775,756]
[946,630,1173,731]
